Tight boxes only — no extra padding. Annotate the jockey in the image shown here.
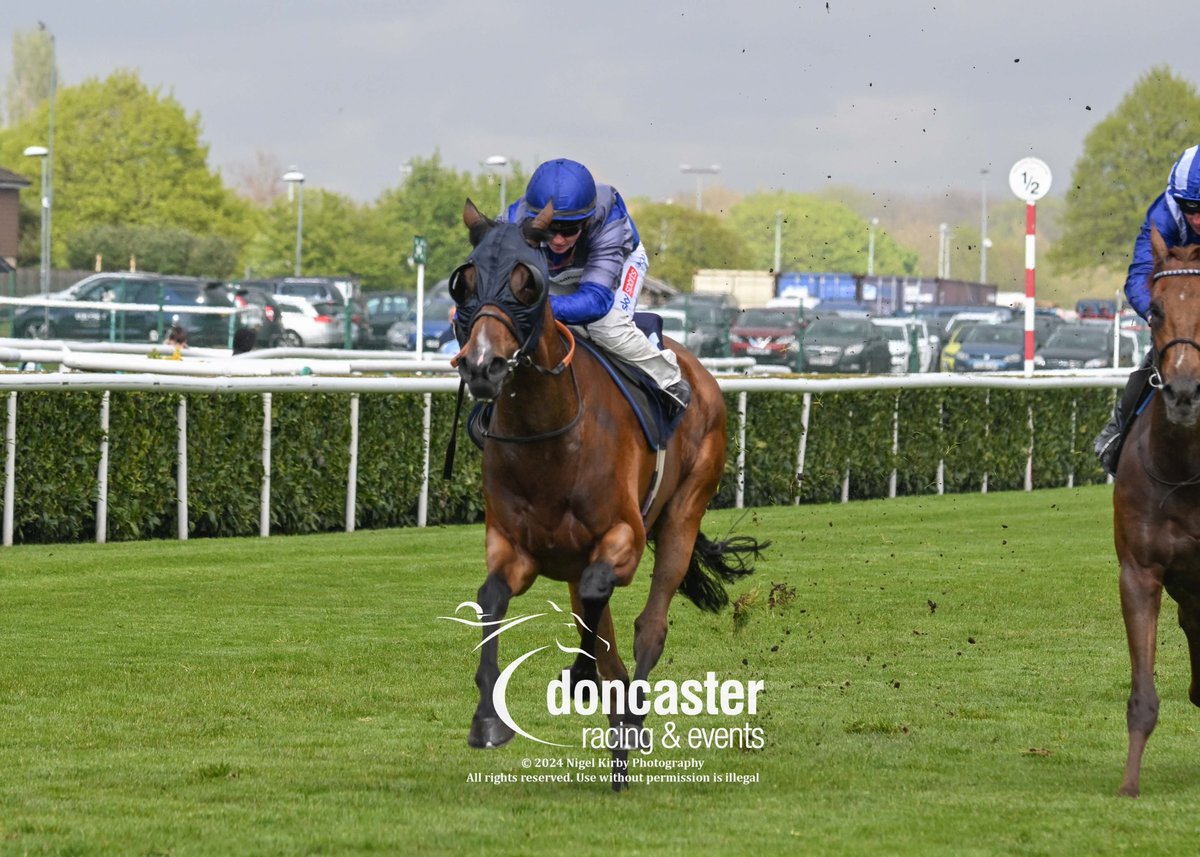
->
[505,158,691,415]
[1096,144,1200,475]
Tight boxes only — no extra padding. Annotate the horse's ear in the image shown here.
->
[531,201,555,232]
[1151,223,1169,265]
[463,198,493,246]
[464,199,486,228]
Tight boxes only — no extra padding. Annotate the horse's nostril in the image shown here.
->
[486,356,509,382]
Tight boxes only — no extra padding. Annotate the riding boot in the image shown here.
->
[664,379,692,417]
[1095,351,1155,477]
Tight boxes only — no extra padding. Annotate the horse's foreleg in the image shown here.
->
[1119,562,1163,797]
[468,574,516,749]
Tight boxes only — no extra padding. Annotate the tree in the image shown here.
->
[0,70,253,272]
[3,27,56,126]
[729,191,919,276]
[1050,66,1200,272]
[372,153,527,290]
[626,200,752,289]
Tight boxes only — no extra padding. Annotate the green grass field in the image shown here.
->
[1,484,1197,856]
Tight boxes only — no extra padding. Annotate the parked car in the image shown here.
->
[226,283,285,349]
[1035,323,1140,370]
[274,295,349,348]
[245,277,370,345]
[937,322,978,371]
[729,306,807,370]
[386,296,457,352]
[655,308,705,354]
[364,291,416,348]
[662,293,739,357]
[799,316,891,374]
[871,317,934,373]
[1076,297,1119,319]
[13,272,242,347]
[951,322,1028,372]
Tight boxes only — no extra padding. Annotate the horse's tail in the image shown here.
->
[678,532,770,613]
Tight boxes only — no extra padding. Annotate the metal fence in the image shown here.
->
[0,355,1128,548]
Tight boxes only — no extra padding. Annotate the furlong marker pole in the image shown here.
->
[1008,157,1052,377]
[1024,201,1037,377]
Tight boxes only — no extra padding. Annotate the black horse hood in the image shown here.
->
[452,222,550,356]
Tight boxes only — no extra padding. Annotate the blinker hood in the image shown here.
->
[451,222,550,357]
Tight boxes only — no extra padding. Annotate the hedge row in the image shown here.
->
[4,386,1116,544]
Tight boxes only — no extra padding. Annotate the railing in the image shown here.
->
[0,342,1129,547]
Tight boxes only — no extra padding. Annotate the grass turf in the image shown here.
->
[0,484,1196,855]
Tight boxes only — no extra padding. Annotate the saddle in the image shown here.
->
[467,311,684,452]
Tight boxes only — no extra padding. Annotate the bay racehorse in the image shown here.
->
[448,199,765,790]
[1115,226,1200,796]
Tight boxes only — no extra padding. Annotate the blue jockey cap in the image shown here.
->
[1168,145,1200,202]
[524,159,597,221]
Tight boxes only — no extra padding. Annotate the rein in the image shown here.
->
[442,320,579,478]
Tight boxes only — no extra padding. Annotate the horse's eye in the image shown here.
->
[512,264,546,307]
[449,265,475,304]
[1148,302,1163,327]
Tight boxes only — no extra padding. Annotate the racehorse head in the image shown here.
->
[449,199,555,402]
[1149,226,1200,427]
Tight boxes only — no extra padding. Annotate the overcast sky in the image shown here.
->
[3,1,1195,211]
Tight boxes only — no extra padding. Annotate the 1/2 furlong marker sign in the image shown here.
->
[1009,157,1053,376]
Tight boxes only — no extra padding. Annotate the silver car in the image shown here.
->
[274,295,350,348]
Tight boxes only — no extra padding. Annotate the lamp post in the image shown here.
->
[679,164,720,212]
[867,217,879,276]
[773,210,783,273]
[281,168,305,277]
[938,223,950,279]
[980,168,989,283]
[23,145,49,321]
[483,154,509,218]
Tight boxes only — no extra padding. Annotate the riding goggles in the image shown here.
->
[1176,197,1200,215]
[546,221,584,238]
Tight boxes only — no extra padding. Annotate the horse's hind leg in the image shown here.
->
[1176,596,1200,707]
[1119,561,1163,797]
[468,574,516,749]
[578,560,643,790]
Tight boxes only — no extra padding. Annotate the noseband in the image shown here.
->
[1148,268,1200,389]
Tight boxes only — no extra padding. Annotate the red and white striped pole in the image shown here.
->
[1024,201,1037,375]
[1008,158,1053,377]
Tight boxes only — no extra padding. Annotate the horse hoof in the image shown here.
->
[1117,783,1140,798]
[468,717,515,749]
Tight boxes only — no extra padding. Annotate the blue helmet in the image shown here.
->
[1167,145,1200,202]
[524,159,597,221]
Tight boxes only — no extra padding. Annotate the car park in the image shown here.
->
[364,291,415,348]
[274,295,349,348]
[950,322,1027,372]
[799,316,891,374]
[13,272,242,346]
[662,293,739,357]
[226,283,284,349]
[729,306,807,370]
[386,295,457,352]
[1034,322,1141,369]
[654,308,706,354]
[871,317,934,373]
[243,276,370,345]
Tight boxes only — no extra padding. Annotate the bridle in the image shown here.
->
[1148,267,1200,389]
[441,308,580,477]
[1139,267,1200,497]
